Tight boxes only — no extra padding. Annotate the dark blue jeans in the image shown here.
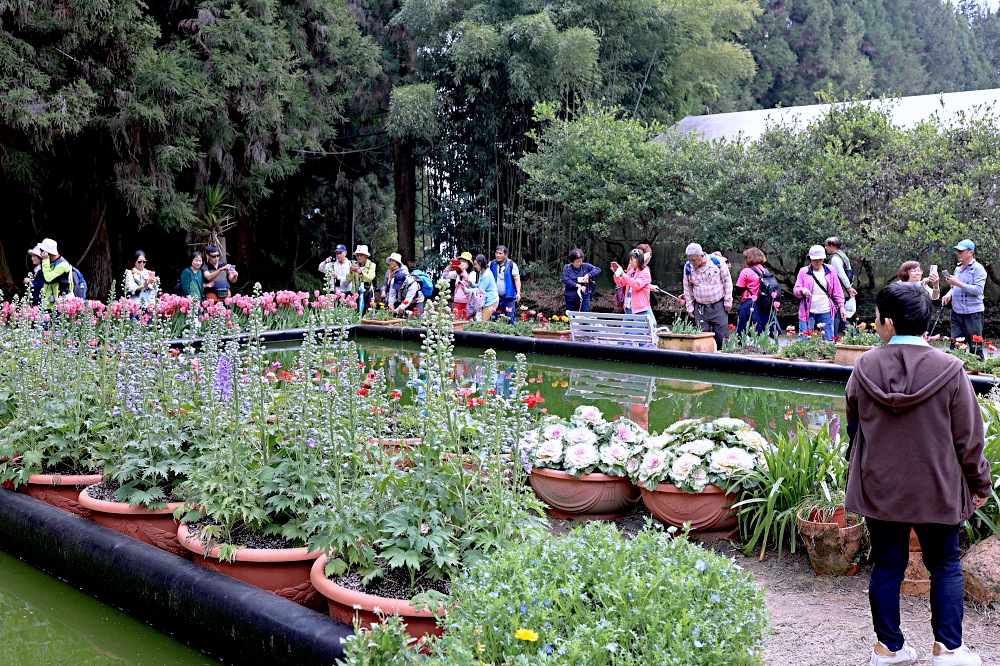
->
[868,519,964,651]
[565,291,591,313]
[494,296,517,324]
[736,299,764,336]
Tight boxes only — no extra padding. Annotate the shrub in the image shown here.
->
[443,521,768,665]
[969,392,1000,542]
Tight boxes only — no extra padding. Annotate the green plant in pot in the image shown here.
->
[732,424,848,560]
[795,488,868,576]
[721,328,779,355]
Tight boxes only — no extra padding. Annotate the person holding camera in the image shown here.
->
[24,245,44,305]
[443,252,477,320]
[319,244,354,295]
[942,239,987,362]
[125,250,157,307]
[349,245,376,312]
[203,245,238,302]
[38,238,73,307]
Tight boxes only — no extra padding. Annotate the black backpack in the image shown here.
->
[751,266,782,312]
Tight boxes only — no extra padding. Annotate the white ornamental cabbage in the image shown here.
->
[534,439,563,465]
[563,443,599,473]
[599,442,631,468]
[670,453,702,484]
[666,418,701,433]
[565,426,599,448]
[571,405,606,427]
[543,422,568,441]
[678,438,716,455]
[638,449,669,482]
[708,447,757,475]
[712,417,751,431]
[735,429,768,451]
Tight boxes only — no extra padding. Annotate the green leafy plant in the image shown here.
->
[777,334,836,361]
[667,313,703,335]
[461,319,536,336]
[969,391,1000,542]
[405,522,767,664]
[837,322,882,346]
[732,425,848,559]
[721,328,779,355]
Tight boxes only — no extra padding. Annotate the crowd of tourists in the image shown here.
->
[21,234,988,360]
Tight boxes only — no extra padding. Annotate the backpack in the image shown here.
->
[614,285,626,310]
[683,254,722,279]
[411,270,434,298]
[750,266,782,313]
[71,267,87,299]
[828,250,854,286]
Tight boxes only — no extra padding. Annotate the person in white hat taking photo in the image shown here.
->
[24,245,44,305]
[37,238,73,307]
[942,239,987,361]
[349,245,376,312]
[380,252,408,307]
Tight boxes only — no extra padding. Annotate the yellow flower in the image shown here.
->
[514,628,539,642]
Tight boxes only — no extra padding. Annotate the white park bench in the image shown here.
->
[566,311,657,347]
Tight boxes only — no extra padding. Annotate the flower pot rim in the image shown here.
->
[530,467,631,482]
[310,554,439,618]
[643,482,731,495]
[834,343,876,351]
[26,472,103,486]
[79,486,184,515]
[657,332,715,339]
[176,523,321,562]
[361,318,405,325]
[794,507,866,532]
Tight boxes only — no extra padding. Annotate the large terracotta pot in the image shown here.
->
[17,471,104,518]
[177,524,323,608]
[657,332,717,352]
[639,483,737,532]
[531,329,570,340]
[795,509,867,576]
[834,343,874,366]
[78,487,188,557]
[529,468,640,520]
[310,554,443,639]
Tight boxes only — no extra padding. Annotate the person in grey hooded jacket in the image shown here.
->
[846,282,991,666]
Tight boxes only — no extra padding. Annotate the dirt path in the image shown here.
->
[731,544,999,666]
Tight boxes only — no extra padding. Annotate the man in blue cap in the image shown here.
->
[942,239,987,361]
[319,244,354,294]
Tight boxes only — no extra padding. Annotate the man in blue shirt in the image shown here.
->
[942,239,987,361]
[489,245,521,324]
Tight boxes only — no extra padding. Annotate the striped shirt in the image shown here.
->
[683,258,734,311]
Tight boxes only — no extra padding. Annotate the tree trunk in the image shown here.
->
[393,138,416,265]
[0,236,15,298]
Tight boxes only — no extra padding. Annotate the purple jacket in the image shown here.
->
[792,264,845,321]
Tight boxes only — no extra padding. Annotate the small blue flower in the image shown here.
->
[694,639,704,648]
[543,645,553,655]
[710,592,721,603]
[695,559,707,573]
[543,599,552,607]
[606,643,618,654]
[520,602,527,614]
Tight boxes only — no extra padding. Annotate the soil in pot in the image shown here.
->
[177,523,323,609]
[79,482,188,557]
[310,555,446,640]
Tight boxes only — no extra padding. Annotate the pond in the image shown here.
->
[0,549,216,665]
[271,339,847,437]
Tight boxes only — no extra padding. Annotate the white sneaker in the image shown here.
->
[871,641,918,666]
[932,642,982,666]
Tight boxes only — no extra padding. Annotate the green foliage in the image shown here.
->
[440,522,768,664]
[970,391,1000,542]
[733,425,848,559]
[461,319,536,336]
[777,335,837,361]
[837,322,882,347]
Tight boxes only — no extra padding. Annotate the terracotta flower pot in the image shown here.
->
[529,468,640,520]
[656,332,717,353]
[310,554,444,639]
[531,329,571,340]
[834,344,873,366]
[361,318,405,326]
[78,486,188,557]
[177,524,323,608]
[17,471,104,518]
[639,483,737,532]
[808,506,847,529]
[795,509,867,576]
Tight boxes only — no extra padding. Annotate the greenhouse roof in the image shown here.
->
[659,88,1000,143]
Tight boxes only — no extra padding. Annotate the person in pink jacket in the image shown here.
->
[793,245,845,341]
[612,249,656,341]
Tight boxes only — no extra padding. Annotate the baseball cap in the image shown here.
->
[953,239,976,251]
[335,244,348,253]
[808,245,826,260]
